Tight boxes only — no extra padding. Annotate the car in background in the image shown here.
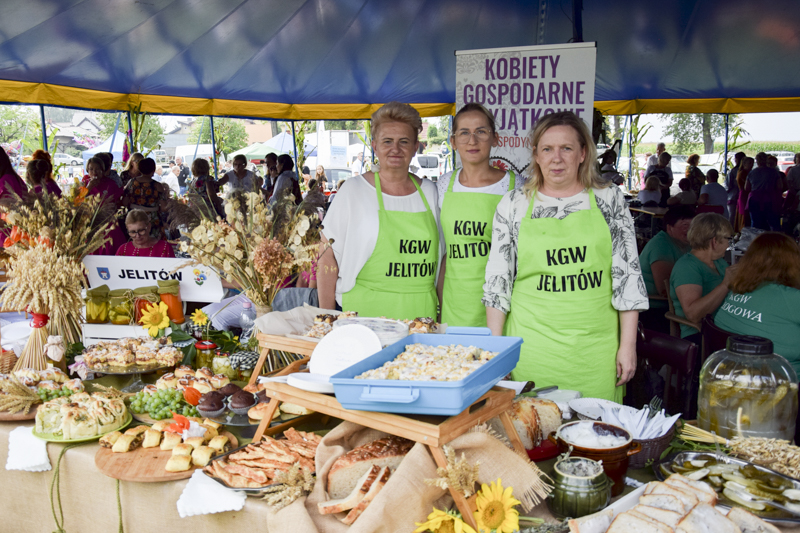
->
[411,154,442,181]
[52,152,81,166]
[320,167,352,190]
[150,149,168,163]
[767,151,796,173]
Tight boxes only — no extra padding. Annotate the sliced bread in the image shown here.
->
[645,482,700,511]
[676,503,741,533]
[607,512,672,533]
[327,436,413,499]
[567,508,613,533]
[665,474,718,505]
[726,507,781,533]
[318,465,380,514]
[639,493,688,515]
[627,510,676,532]
[632,504,683,528]
[340,466,391,525]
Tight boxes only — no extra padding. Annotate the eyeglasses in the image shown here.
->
[454,129,492,143]
[128,228,148,237]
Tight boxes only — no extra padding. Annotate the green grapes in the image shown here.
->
[128,388,199,420]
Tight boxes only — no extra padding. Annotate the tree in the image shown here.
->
[98,111,165,156]
[324,120,362,131]
[188,117,248,156]
[427,124,438,138]
[0,105,42,148]
[660,113,739,154]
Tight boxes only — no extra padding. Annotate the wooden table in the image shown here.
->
[629,205,668,234]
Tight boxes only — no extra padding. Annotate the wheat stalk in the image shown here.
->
[0,375,41,414]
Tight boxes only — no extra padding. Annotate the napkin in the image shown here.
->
[177,469,247,518]
[6,426,51,472]
[600,404,681,440]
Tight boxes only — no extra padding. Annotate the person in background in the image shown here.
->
[638,206,695,332]
[669,213,737,344]
[269,154,301,205]
[484,111,647,402]
[685,154,705,198]
[746,152,783,231]
[261,152,278,200]
[598,150,625,186]
[667,178,697,206]
[174,156,191,196]
[30,149,57,186]
[301,165,312,188]
[120,152,143,188]
[152,164,164,182]
[638,176,662,206]
[85,156,126,255]
[783,153,800,235]
[25,159,62,197]
[437,102,517,328]
[219,154,259,197]
[162,166,180,197]
[315,165,327,187]
[644,152,673,206]
[188,158,223,219]
[647,142,666,167]
[116,209,175,258]
[726,151,746,227]
[698,169,729,217]
[122,157,167,239]
[0,145,27,201]
[736,156,755,231]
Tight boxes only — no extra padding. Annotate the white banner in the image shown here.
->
[455,42,596,178]
[83,256,224,303]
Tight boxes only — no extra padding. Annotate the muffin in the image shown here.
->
[197,392,226,417]
[218,383,242,397]
[229,390,257,415]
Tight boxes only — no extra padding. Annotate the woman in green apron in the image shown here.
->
[483,112,648,402]
[317,102,441,320]
[437,103,516,327]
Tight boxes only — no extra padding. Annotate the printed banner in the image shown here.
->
[83,256,224,303]
[455,42,596,177]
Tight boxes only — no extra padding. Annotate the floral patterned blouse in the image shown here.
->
[482,185,649,313]
[124,178,166,238]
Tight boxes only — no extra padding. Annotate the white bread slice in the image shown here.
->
[340,466,390,526]
[639,494,687,515]
[726,507,781,533]
[317,465,379,515]
[607,512,671,533]
[628,510,676,532]
[645,482,699,511]
[632,504,683,528]
[665,474,718,505]
[567,508,613,533]
[326,436,413,499]
[675,503,741,533]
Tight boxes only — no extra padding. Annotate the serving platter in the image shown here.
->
[200,443,281,496]
[95,428,237,482]
[655,450,800,524]
[0,406,39,421]
[33,412,133,443]
[89,362,175,376]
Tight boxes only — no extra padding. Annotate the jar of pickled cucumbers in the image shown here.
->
[108,289,134,325]
[212,351,237,381]
[84,285,110,324]
[698,335,798,440]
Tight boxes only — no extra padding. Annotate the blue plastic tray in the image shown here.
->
[329,327,522,415]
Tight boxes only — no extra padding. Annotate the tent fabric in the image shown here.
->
[81,133,126,163]
[0,0,799,118]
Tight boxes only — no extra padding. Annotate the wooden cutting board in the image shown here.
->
[0,404,39,421]
[94,430,237,482]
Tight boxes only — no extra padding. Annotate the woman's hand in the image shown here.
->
[722,263,739,288]
[616,343,637,386]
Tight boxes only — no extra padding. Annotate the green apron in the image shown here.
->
[505,189,622,402]
[341,173,439,320]
[440,170,515,327]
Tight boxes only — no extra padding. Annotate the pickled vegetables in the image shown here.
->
[84,285,109,324]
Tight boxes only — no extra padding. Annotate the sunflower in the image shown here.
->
[473,479,520,533]
[415,508,476,533]
[190,309,209,327]
[140,302,170,337]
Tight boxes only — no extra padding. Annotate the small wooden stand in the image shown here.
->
[248,332,527,530]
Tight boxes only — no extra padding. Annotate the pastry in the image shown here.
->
[176,377,195,391]
[242,382,265,394]
[37,380,60,391]
[112,433,143,453]
[175,365,195,379]
[248,402,279,421]
[100,431,122,448]
[280,402,313,416]
[208,435,230,455]
[203,418,221,430]
[142,384,158,395]
[160,431,182,451]
[199,424,218,442]
[210,374,230,389]
[195,367,214,381]
[218,383,242,397]
[134,341,161,365]
[165,454,192,472]
[172,443,193,457]
[142,429,162,448]
[156,373,177,389]
[13,368,40,385]
[151,420,171,432]
[193,379,214,394]
[192,445,215,467]
[229,390,256,410]
[62,379,84,393]
[125,425,148,437]
[185,436,205,450]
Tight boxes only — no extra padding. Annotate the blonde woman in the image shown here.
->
[484,111,648,402]
[120,152,144,188]
[638,176,662,205]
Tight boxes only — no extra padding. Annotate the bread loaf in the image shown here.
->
[567,508,612,533]
[488,397,562,450]
[326,436,413,500]
[341,466,391,525]
[318,465,380,515]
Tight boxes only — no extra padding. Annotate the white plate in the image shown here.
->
[286,373,335,394]
[569,397,622,420]
[309,324,382,377]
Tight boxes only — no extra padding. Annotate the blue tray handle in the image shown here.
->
[445,327,492,336]
[359,385,420,403]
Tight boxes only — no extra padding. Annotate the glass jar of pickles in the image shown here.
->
[84,285,110,324]
[212,351,237,381]
[195,341,217,370]
[698,335,798,441]
[108,289,134,325]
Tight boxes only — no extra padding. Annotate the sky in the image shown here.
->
[640,112,800,143]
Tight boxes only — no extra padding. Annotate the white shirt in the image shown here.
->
[162,172,180,196]
[223,169,257,197]
[322,175,444,306]
[435,169,517,208]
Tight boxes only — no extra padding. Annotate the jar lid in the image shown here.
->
[195,341,218,350]
[726,335,773,355]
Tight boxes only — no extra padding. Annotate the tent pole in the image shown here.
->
[628,115,633,188]
[39,105,48,151]
[290,120,299,169]
[194,117,205,162]
[723,113,729,172]
[126,111,134,157]
[210,116,218,180]
[110,113,121,164]
[572,0,584,43]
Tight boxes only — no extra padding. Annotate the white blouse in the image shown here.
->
[482,185,649,314]
[436,169,518,208]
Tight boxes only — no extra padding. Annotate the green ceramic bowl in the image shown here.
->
[546,456,612,520]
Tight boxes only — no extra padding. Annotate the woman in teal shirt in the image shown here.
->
[670,213,738,344]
